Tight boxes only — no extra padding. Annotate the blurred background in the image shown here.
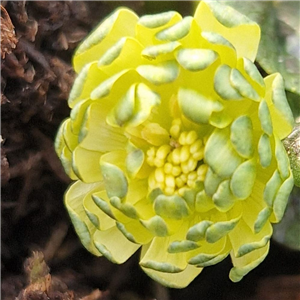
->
[1,1,299,300]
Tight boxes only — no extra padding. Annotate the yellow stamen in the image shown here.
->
[146,119,208,196]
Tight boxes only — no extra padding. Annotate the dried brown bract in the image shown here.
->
[1,5,18,58]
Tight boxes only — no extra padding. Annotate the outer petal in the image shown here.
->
[73,8,139,72]
[93,226,140,264]
[264,73,294,139]
[229,242,270,282]
[65,181,104,256]
[194,1,260,61]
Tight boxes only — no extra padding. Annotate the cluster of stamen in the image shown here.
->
[146,119,208,196]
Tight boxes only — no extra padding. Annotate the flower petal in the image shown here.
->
[230,115,254,158]
[93,226,140,264]
[176,49,218,72]
[141,262,202,288]
[205,128,243,178]
[65,181,104,255]
[178,88,223,124]
[74,9,139,72]
[264,73,294,139]
[229,243,270,282]
[194,1,260,61]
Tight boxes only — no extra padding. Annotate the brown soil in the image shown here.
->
[1,2,300,300]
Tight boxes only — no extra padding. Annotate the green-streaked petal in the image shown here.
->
[116,219,153,244]
[83,190,115,231]
[204,167,223,197]
[110,196,138,219]
[205,128,243,178]
[65,181,104,255]
[254,207,272,234]
[107,84,135,127]
[258,100,273,136]
[140,215,169,237]
[79,103,127,152]
[275,135,290,180]
[263,170,282,207]
[154,194,190,220]
[126,148,144,178]
[178,88,223,124]
[136,11,182,47]
[229,219,272,258]
[60,146,78,180]
[230,159,256,200]
[140,237,187,273]
[176,49,218,72]
[92,191,115,219]
[258,134,272,168]
[212,180,236,212]
[209,111,233,129]
[156,16,193,41]
[186,221,213,242]
[229,243,270,282]
[93,226,140,264]
[108,83,161,128]
[188,237,230,267]
[70,100,92,135]
[129,83,161,127]
[230,68,260,101]
[55,120,69,156]
[242,57,265,90]
[142,41,181,60]
[230,115,254,158]
[97,37,142,68]
[272,172,294,222]
[141,123,170,146]
[141,262,202,289]
[68,63,107,108]
[100,150,128,198]
[201,31,236,68]
[90,69,135,100]
[72,147,102,183]
[194,1,260,61]
[195,190,215,213]
[137,61,179,85]
[74,9,138,72]
[168,240,200,253]
[214,65,243,100]
[205,217,240,244]
[264,74,294,139]
[139,11,181,29]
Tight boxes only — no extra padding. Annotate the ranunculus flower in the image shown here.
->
[55,1,295,288]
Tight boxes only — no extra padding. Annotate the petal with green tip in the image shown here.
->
[194,1,260,61]
[214,65,243,100]
[137,61,179,85]
[230,159,256,200]
[229,243,269,282]
[213,180,236,212]
[176,49,218,72]
[230,68,260,101]
[74,9,138,73]
[258,134,272,168]
[258,100,273,136]
[230,115,254,158]
[205,128,243,178]
[154,194,190,220]
[178,88,223,124]
[94,226,140,264]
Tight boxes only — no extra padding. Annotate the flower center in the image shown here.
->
[146,119,208,196]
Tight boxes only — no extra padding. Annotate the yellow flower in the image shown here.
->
[55,1,294,288]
